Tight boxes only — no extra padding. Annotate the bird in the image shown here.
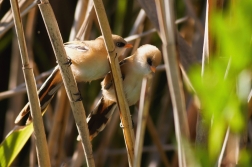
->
[86,44,162,140]
[15,35,133,125]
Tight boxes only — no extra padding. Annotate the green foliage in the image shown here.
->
[0,124,33,167]
[114,0,127,35]
[189,0,252,164]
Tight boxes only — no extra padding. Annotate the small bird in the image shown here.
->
[86,44,162,140]
[15,35,132,125]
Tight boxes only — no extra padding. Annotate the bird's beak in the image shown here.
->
[150,66,156,73]
[124,43,133,48]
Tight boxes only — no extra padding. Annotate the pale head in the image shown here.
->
[133,44,162,75]
[97,34,133,56]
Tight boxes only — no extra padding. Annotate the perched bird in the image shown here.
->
[15,35,132,125]
[86,44,162,140]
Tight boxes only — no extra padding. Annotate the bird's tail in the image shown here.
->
[15,66,63,125]
[86,97,117,140]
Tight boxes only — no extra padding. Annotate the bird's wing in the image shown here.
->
[86,97,117,140]
[64,41,89,52]
[103,59,129,90]
[15,66,63,125]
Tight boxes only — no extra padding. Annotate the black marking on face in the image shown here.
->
[147,57,153,66]
[115,42,126,48]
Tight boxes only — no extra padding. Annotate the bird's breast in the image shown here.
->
[67,49,110,82]
[124,80,142,106]
[102,74,142,106]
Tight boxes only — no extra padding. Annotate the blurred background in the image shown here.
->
[1,0,251,166]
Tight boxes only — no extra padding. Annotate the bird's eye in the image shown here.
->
[147,57,152,66]
[115,42,126,47]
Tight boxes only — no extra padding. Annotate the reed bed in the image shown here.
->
[1,0,251,166]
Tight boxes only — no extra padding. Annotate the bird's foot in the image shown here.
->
[64,57,72,66]
[119,115,134,129]
[56,57,72,66]
[73,90,82,102]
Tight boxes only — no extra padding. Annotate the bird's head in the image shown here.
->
[112,35,133,56]
[98,34,133,56]
[134,44,162,75]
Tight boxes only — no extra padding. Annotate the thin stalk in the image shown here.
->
[104,145,175,156]
[216,128,230,167]
[0,0,38,38]
[24,7,39,167]
[38,1,95,166]
[92,0,135,166]
[123,9,146,57]
[183,0,204,35]
[69,0,89,41]
[48,87,69,166]
[9,0,50,166]
[129,9,146,35]
[95,110,120,167]
[54,94,71,167]
[221,133,240,166]
[0,68,52,101]
[70,142,85,167]
[3,32,23,137]
[75,0,94,41]
[134,75,153,167]
[124,17,188,43]
[146,87,173,166]
[155,0,190,166]
[147,117,171,167]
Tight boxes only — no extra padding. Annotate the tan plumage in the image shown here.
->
[15,35,132,125]
[86,44,162,140]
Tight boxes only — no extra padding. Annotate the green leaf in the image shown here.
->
[0,123,33,167]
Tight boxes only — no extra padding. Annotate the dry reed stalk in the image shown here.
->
[29,137,37,167]
[134,75,154,167]
[24,6,38,73]
[221,133,240,166]
[24,7,40,166]
[93,11,146,164]
[216,128,230,167]
[94,9,147,166]
[3,33,24,137]
[0,74,50,100]
[92,0,135,166]
[95,111,120,167]
[0,0,38,38]
[123,9,146,57]
[129,9,146,36]
[10,0,51,166]
[64,1,95,165]
[38,1,95,166]
[54,94,71,167]
[146,87,173,166]
[75,0,94,41]
[69,0,90,41]
[215,59,235,166]
[104,144,175,156]
[48,87,70,166]
[124,17,189,44]
[70,142,85,167]
[130,24,144,54]
[155,0,190,166]
[183,0,204,35]
[147,117,171,167]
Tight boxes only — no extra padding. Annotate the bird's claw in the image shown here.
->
[64,57,72,66]
[119,115,134,129]
[56,57,72,66]
[73,91,82,102]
